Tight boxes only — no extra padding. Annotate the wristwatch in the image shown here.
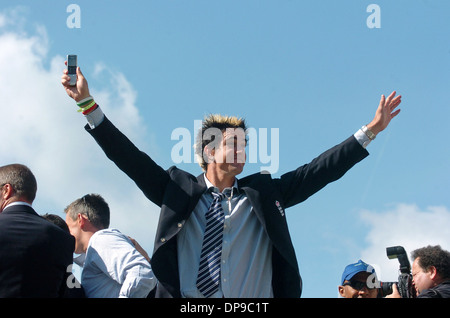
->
[361,125,376,140]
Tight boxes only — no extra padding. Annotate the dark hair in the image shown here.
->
[0,163,37,203]
[64,194,110,230]
[411,245,450,280]
[42,213,70,233]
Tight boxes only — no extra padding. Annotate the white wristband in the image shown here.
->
[76,96,94,106]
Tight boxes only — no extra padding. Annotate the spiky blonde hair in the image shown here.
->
[194,114,247,171]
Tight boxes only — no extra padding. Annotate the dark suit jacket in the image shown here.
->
[87,116,369,297]
[0,204,75,297]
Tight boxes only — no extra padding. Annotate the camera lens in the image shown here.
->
[379,282,395,296]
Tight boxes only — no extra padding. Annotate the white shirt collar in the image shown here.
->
[203,174,238,192]
[4,201,33,210]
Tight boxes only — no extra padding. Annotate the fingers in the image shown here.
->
[62,61,70,86]
[382,91,402,112]
[379,94,386,108]
[391,96,402,111]
[387,90,397,99]
[61,73,71,87]
[387,94,401,120]
[61,71,73,87]
[76,66,84,79]
[391,108,401,119]
[384,91,396,106]
[392,283,399,292]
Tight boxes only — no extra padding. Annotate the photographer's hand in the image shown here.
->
[385,283,401,298]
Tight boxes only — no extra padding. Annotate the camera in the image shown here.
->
[378,246,415,298]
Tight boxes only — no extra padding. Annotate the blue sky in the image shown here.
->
[1,1,449,298]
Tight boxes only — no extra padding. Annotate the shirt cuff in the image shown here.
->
[354,128,372,149]
[85,106,105,129]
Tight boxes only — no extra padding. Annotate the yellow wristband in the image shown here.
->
[77,100,96,113]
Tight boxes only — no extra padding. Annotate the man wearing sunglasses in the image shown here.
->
[338,259,379,298]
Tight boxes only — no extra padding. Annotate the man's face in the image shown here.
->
[65,211,84,254]
[412,258,435,296]
[211,128,246,176]
[339,272,379,298]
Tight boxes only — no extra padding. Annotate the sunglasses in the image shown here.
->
[81,195,92,221]
[343,280,376,291]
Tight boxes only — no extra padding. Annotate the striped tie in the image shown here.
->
[196,192,226,297]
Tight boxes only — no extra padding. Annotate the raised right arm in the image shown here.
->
[61,64,170,206]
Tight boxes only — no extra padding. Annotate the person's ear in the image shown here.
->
[1,184,14,200]
[428,266,438,280]
[203,145,215,163]
[77,213,89,229]
[338,285,345,297]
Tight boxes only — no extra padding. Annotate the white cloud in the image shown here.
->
[358,203,450,282]
[0,10,160,254]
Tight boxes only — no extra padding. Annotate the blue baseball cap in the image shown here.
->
[341,259,376,285]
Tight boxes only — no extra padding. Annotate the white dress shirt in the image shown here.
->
[80,228,156,298]
[177,177,274,298]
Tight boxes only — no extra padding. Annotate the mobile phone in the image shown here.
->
[67,54,77,86]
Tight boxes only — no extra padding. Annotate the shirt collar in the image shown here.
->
[203,174,239,194]
[73,253,86,267]
[4,201,33,210]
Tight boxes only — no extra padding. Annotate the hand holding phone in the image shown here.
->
[62,55,91,102]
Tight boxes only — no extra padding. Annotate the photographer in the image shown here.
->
[387,245,450,298]
[338,260,379,298]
